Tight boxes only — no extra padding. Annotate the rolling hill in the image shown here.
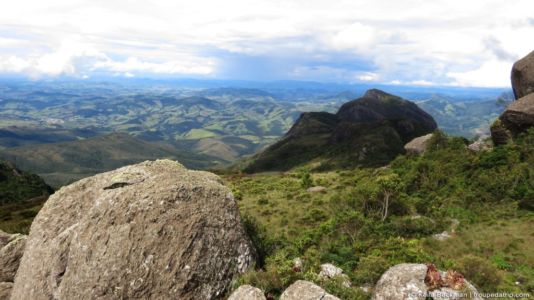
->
[0,133,224,187]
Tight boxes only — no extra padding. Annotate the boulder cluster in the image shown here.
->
[491,50,534,145]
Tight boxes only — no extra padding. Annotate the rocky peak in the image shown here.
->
[244,90,437,172]
[363,88,396,100]
[336,89,437,139]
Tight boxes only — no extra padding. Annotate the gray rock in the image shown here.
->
[319,263,343,279]
[228,285,266,300]
[319,263,351,287]
[492,93,534,145]
[404,134,433,154]
[293,257,303,270]
[306,186,326,193]
[0,282,13,300]
[490,119,513,145]
[468,137,492,152]
[500,93,534,136]
[11,159,255,300]
[511,50,534,99]
[280,280,340,300]
[372,263,482,300]
[0,230,26,282]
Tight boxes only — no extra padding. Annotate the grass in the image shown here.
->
[0,197,46,234]
[424,215,534,292]
[227,171,342,238]
[184,128,218,139]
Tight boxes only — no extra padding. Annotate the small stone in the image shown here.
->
[228,285,266,300]
[433,231,452,241]
[280,280,340,300]
[307,186,326,193]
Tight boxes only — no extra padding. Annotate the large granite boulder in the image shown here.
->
[280,280,340,300]
[371,264,481,300]
[227,285,266,300]
[492,93,534,145]
[511,50,534,99]
[11,160,255,300]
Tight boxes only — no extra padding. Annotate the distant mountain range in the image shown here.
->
[0,80,512,184]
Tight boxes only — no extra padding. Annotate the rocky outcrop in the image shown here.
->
[280,280,340,300]
[372,264,482,300]
[11,159,255,300]
[227,285,266,300]
[511,50,534,99]
[492,50,534,145]
[404,133,433,154]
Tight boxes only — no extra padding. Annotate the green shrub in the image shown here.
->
[390,216,439,237]
[258,198,269,205]
[300,171,314,189]
[456,255,502,291]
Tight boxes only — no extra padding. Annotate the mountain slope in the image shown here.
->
[0,160,53,205]
[244,89,437,172]
[0,133,223,187]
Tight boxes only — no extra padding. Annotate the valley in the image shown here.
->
[0,79,511,187]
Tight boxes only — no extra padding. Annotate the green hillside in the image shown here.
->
[0,160,52,205]
[0,133,224,187]
[227,129,534,298]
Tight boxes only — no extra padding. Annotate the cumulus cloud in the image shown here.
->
[0,0,533,86]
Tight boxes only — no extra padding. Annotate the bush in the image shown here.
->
[456,255,502,291]
[300,171,314,189]
[390,216,439,237]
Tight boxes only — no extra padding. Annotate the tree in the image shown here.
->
[375,173,402,221]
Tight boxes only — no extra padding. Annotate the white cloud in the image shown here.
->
[0,0,533,85]
[93,56,215,75]
[447,59,512,87]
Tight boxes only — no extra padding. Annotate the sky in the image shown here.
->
[0,0,533,87]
